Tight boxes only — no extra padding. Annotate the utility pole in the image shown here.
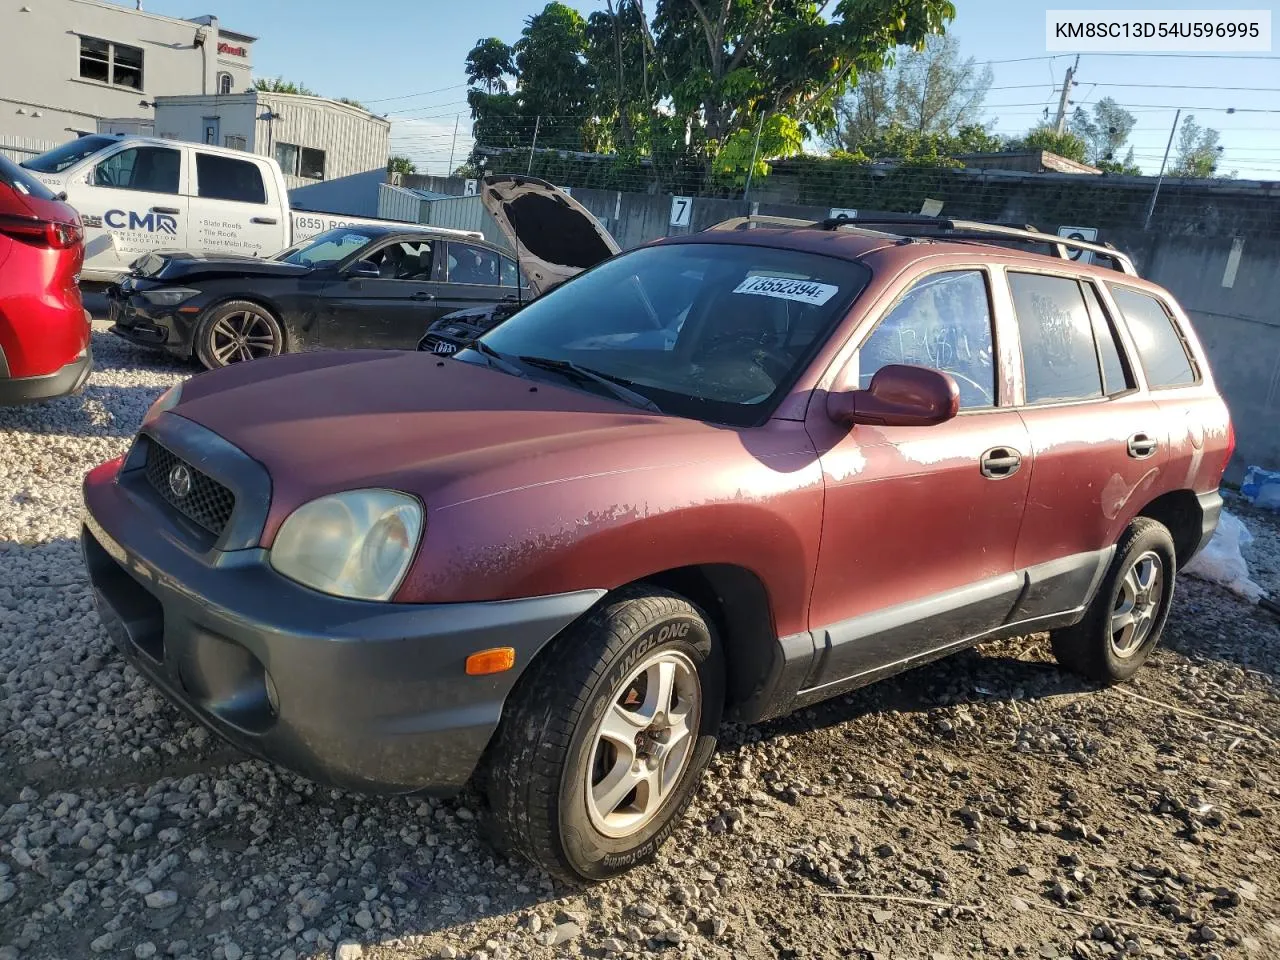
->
[527,115,541,175]
[1053,55,1079,134]
[447,114,459,176]
[1143,108,1181,230]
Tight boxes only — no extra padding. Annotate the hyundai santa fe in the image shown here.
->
[81,215,1232,881]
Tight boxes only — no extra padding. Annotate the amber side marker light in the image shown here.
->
[466,647,516,676]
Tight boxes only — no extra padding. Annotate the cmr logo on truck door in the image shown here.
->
[104,209,178,235]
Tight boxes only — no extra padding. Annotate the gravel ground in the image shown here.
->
[2,322,1278,960]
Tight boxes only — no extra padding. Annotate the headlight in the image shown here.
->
[140,287,201,307]
[142,383,182,424]
[269,490,423,601]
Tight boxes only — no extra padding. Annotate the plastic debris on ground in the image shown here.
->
[1240,465,1280,510]
[1182,507,1268,603]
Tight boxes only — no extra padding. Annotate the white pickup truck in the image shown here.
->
[21,134,426,283]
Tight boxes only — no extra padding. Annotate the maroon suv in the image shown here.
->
[81,217,1232,881]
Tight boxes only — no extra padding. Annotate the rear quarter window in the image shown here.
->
[1108,286,1198,388]
[1007,272,1104,404]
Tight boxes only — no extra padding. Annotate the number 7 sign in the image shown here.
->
[670,196,692,228]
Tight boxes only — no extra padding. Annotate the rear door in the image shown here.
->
[71,142,188,275]
[316,238,446,349]
[188,150,288,258]
[434,241,522,316]
[804,267,1033,693]
[1002,268,1167,619]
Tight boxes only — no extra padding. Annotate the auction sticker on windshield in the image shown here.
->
[733,275,839,305]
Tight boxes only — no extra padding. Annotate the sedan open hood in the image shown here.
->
[480,175,620,294]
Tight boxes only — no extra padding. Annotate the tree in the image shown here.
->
[387,155,417,175]
[1169,114,1222,178]
[513,2,592,135]
[253,77,317,96]
[465,38,516,94]
[336,97,367,111]
[1097,146,1141,176]
[1017,124,1087,163]
[1070,97,1136,166]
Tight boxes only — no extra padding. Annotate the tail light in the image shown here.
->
[1225,416,1236,464]
[0,214,83,249]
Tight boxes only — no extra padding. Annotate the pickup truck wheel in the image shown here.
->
[194,301,284,369]
[1050,517,1177,683]
[484,587,724,882]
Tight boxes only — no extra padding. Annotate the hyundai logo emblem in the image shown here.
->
[168,463,192,499]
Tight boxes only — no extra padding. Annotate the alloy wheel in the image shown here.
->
[209,310,278,365]
[1110,550,1164,658]
[584,649,701,839]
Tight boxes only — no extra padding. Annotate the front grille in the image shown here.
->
[143,440,236,537]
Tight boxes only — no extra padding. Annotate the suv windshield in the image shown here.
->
[476,242,870,425]
[20,135,118,174]
[275,228,377,267]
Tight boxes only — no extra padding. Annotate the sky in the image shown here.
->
[118,0,1280,179]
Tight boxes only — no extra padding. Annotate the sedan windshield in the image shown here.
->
[21,135,118,174]
[475,242,870,425]
[276,228,376,267]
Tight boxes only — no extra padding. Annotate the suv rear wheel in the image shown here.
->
[1050,517,1177,683]
[484,587,724,881]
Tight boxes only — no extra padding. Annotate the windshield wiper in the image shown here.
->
[516,355,662,413]
[464,339,526,377]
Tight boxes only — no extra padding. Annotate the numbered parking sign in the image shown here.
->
[828,207,858,221]
[670,196,693,228]
[1057,225,1097,264]
[464,179,478,197]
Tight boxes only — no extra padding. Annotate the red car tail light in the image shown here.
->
[0,214,83,249]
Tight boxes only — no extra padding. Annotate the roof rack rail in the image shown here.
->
[818,216,1137,275]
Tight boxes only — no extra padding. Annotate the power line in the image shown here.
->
[361,83,469,104]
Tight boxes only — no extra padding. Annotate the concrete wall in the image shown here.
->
[0,0,252,145]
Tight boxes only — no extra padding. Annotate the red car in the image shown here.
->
[82,216,1232,881]
[0,153,90,405]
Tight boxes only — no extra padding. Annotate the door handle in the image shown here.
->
[980,446,1022,479]
[1127,433,1159,459]
[411,291,435,301]
[150,206,181,215]
[250,216,278,225]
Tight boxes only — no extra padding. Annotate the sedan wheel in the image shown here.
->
[194,300,284,370]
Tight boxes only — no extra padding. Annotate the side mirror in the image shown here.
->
[345,260,380,279]
[828,363,960,427]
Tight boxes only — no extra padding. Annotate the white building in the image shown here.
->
[0,0,254,156]
[153,92,391,189]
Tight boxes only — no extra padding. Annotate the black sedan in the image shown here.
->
[107,225,531,369]
[108,176,620,369]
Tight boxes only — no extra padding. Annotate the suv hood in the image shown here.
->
[481,175,619,294]
[130,250,309,282]
[173,350,696,532]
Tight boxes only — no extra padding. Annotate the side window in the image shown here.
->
[858,270,996,409]
[92,147,180,194]
[1007,273,1103,404]
[362,240,433,280]
[1108,286,1198,388]
[447,243,502,285]
[195,153,266,204]
[500,256,519,287]
[1080,282,1133,395]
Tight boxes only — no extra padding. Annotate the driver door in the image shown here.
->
[803,266,1033,691]
[317,239,447,349]
[74,143,189,274]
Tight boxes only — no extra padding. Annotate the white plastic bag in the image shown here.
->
[1182,508,1267,602]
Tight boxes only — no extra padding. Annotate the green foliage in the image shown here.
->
[1096,147,1141,176]
[1070,97,1136,166]
[1016,125,1088,164]
[841,122,1002,166]
[1170,114,1222,178]
[713,114,805,185]
[336,97,366,110]
[465,38,516,94]
[387,155,417,175]
[252,77,317,96]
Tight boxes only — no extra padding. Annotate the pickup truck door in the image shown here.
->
[317,238,448,349]
[187,150,288,258]
[70,142,189,276]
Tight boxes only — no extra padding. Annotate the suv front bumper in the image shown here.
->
[81,457,603,794]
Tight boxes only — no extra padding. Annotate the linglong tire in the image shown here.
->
[1050,517,1177,683]
[194,301,284,370]
[484,586,724,882]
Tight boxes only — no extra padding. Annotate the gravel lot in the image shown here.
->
[2,321,1278,960]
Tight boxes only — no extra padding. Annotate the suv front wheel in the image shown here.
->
[484,587,724,881]
[1050,517,1177,683]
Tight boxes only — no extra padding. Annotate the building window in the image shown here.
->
[224,135,247,150]
[217,72,233,95]
[274,142,326,180]
[299,147,326,180]
[79,36,144,90]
